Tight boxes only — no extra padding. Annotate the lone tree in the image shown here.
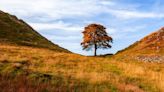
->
[81,24,113,56]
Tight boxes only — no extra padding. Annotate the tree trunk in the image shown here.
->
[94,43,97,56]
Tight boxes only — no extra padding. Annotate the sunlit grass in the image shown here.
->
[0,44,163,92]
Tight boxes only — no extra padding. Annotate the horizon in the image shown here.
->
[0,0,164,55]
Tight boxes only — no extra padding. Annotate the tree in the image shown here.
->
[81,24,113,56]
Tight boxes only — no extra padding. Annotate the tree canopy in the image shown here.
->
[81,24,113,56]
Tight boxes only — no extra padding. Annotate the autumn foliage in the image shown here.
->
[81,24,113,56]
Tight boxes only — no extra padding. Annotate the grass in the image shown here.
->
[0,44,164,92]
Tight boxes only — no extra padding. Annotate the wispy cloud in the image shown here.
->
[0,0,105,20]
[107,9,164,19]
[1,0,163,21]
[29,21,83,32]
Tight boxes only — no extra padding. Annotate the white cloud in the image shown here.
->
[43,34,81,41]
[0,0,104,20]
[0,0,163,21]
[100,0,115,6]
[29,21,83,32]
[107,9,164,19]
[106,27,117,34]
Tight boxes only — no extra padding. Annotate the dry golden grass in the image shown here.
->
[0,44,164,92]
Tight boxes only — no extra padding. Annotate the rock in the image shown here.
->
[136,55,164,63]
[12,63,22,69]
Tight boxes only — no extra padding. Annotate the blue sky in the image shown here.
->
[0,0,164,55]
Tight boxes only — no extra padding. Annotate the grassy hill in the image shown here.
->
[115,27,164,62]
[0,10,70,53]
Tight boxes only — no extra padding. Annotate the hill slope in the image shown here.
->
[0,10,70,52]
[116,27,164,62]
